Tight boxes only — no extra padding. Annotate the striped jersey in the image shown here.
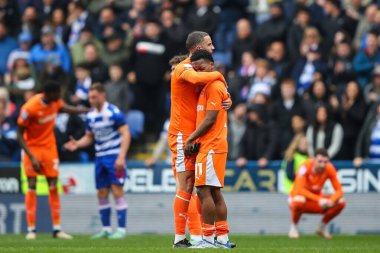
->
[86,102,126,157]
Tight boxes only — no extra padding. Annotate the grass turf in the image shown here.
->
[0,234,380,252]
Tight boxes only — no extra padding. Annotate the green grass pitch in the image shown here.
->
[1,234,380,252]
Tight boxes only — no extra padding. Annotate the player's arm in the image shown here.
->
[179,67,224,86]
[16,125,41,173]
[115,124,131,170]
[60,103,89,114]
[63,132,94,151]
[293,167,322,202]
[329,169,344,204]
[185,110,218,156]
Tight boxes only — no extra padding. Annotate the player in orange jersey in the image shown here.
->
[184,50,232,248]
[169,31,231,248]
[17,81,88,240]
[288,148,346,239]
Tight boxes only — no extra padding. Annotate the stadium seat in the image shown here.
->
[126,110,145,139]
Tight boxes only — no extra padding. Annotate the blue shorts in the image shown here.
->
[95,155,127,189]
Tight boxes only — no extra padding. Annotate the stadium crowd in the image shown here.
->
[0,0,380,166]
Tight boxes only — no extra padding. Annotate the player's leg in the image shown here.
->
[288,195,307,238]
[196,185,217,247]
[92,157,112,239]
[25,176,37,239]
[46,177,72,239]
[317,197,346,239]
[212,188,232,247]
[187,194,202,244]
[109,184,128,239]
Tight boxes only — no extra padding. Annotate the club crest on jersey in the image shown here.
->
[197,105,204,112]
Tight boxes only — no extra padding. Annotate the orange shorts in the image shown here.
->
[195,152,227,188]
[22,146,59,177]
[168,133,196,177]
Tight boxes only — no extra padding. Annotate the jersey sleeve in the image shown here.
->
[177,63,224,86]
[17,106,33,127]
[113,108,127,128]
[205,82,228,111]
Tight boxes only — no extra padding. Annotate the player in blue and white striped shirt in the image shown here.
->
[64,83,131,239]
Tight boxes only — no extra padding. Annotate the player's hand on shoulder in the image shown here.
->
[222,97,232,111]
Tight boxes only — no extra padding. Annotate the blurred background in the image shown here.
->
[0,0,379,235]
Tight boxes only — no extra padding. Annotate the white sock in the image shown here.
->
[117,227,126,233]
[203,235,214,244]
[28,226,36,232]
[103,226,112,233]
[217,234,229,244]
[174,234,186,244]
[190,235,202,242]
[53,225,61,231]
[291,223,298,230]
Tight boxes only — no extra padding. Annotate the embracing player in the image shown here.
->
[64,83,131,239]
[185,50,232,248]
[169,31,231,248]
[17,81,89,240]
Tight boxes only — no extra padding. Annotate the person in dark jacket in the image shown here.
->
[231,18,256,71]
[338,81,367,160]
[236,104,276,167]
[354,101,380,167]
[185,0,219,37]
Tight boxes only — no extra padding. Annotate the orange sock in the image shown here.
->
[174,190,191,235]
[187,194,202,236]
[48,187,61,230]
[25,190,36,231]
[215,220,229,236]
[202,223,215,237]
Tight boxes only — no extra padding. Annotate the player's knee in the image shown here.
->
[337,198,346,209]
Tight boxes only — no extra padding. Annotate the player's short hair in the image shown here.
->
[190,49,214,63]
[169,55,187,66]
[42,81,61,93]
[89,83,106,93]
[315,148,329,158]
[186,31,209,51]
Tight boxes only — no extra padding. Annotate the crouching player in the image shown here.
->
[185,50,233,248]
[64,83,131,239]
[288,148,346,239]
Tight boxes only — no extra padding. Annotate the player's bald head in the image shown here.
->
[186,31,214,53]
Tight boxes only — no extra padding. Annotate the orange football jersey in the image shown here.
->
[168,57,224,136]
[290,159,343,203]
[17,93,63,147]
[196,80,229,154]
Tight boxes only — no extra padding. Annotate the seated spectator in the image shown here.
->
[82,42,108,83]
[266,40,291,81]
[353,29,380,87]
[287,6,311,62]
[363,66,380,106]
[298,27,322,59]
[0,87,19,161]
[227,103,247,161]
[255,2,288,56]
[102,32,132,67]
[95,6,123,41]
[70,63,92,106]
[236,104,276,168]
[20,6,42,45]
[70,26,104,66]
[29,0,63,23]
[30,25,71,73]
[338,81,367,160]
[231,18,256,70]
[122,0,152,35]
[293,44,328,94]
[6,32,33,73]
[354,101,380,167]
[67,0,93,47]
[306,105,343,159]
[185,0,219,38]
[247,59,275,103]
[329,39,356,96]
[51,8,70,45]
[281,133,309,193]
[0,21,18,75]
[353,4,377,50]
[160,8,187,56]
[270,79,306,157]
[105,63,130,114]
